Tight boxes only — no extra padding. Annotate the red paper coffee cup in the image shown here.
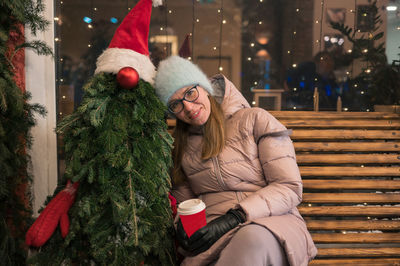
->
[178,199,207,237]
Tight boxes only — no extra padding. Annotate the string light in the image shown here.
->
[168,10,172,14]
[252,101,256,105]
[196,18,200,23]
[164,0,169,56]
[247,57,252,61]
[54,17,59,21]
[218,0,224,73]
[254,81,258,85]
[289,0,299,67]
[318,0,325,52]
[293,106,297,110]
[292,63,297,67]
[62,95,66,99]
[191,0,195,59]
[55,37,60,42]
[250,43,255,47]
[258,21,262,25]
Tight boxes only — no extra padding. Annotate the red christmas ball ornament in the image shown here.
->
[117,67,139,89]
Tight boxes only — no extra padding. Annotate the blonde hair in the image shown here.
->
[172,96,225,185]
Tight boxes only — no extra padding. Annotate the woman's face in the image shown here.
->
[168,85,211,126]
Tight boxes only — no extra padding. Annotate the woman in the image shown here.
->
[155,56,317,266]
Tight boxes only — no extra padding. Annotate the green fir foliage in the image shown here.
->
[28,73,176,265]
[0,0,50,265]
[331,0,400,106]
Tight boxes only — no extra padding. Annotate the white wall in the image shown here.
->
[386,1,400,63]
[25,0,57,215]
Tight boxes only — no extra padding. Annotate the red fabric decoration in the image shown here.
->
[178,34,191,59]
[117,67,139,89]
[108,0,153,55]
[25,181,79,247]
[168,193,177,219]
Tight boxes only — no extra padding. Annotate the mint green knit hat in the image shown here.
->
[155,56,214,105]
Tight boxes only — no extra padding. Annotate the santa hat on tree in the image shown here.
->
[95,0,162,85]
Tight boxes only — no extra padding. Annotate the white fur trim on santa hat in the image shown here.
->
[95,48,156,84]
[152,0,163,7]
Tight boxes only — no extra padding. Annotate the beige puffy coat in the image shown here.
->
[172,74,317,266]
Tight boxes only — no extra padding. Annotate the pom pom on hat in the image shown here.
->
[155,56,214,105]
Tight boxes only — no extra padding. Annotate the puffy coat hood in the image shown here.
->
[210,74,251,119]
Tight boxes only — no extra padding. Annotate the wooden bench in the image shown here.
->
[168,111,400,265]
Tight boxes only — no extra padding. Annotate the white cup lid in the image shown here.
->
[178,199,206,215]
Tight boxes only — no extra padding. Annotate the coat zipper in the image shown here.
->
[212,157,227,190]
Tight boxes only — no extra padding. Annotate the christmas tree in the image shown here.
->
[0,0,51,265]
[330,0,400,109]
[26,0,176,265]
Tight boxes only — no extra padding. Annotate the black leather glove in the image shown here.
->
[177,219,191,251]
[187,208,246,255]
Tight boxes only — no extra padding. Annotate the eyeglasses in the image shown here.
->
[167,85,199,114]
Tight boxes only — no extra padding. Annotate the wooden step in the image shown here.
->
[297,154,400,164]
[310,258,400,265]
[294,142,400,152]
[292,130,400,140]
[306,220,400,231]
[311,233,400,243]
[316,247,400,257]
[303,193,400,204]
[303,179,400,190]
[279,119,400,128]
[300,166,400,176]
[270,111,400,120]
[298,206,400,217]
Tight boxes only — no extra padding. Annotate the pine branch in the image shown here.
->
[128,174,139,246]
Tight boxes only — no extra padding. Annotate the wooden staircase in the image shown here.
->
[270,111,400,265]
